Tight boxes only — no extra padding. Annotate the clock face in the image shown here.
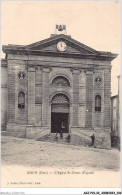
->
[57,41,67,51]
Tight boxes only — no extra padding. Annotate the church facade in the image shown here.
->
[1,29,117,148]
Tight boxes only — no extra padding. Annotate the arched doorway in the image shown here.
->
[51,93,69,133]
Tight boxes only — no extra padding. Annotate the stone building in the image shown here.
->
[111,76,120,148]
[1,26,118,148]
[111,95,118,146]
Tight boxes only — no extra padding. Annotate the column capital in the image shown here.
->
[27,66,35,72]
[35,66,42,71]
[104,66,112,71]
[80,69,94,73]
[70,68,80,74]
[41,66,52,73]
[86,69,94,75]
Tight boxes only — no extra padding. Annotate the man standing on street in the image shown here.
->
[91,134,95,146]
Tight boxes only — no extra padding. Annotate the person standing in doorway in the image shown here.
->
[60,120,65,139]
[60,129,63,139]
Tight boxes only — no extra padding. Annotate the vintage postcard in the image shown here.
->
[1,0,121,194]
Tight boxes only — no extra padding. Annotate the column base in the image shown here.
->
[6,123,26,138]
[6,124,51,140]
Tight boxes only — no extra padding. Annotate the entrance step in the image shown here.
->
[37,133,91,147]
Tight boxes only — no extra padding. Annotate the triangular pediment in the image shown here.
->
[2,34,118,61]
[24,34,97,55]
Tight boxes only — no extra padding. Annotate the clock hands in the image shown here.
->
[57,41,67,51]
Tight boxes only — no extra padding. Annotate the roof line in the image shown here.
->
[25,34,98,54]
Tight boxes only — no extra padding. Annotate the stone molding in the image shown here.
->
[1,63,7,67]
[50,74,71,85]
[79,86,86,89]
[49,91,72,104]
[86,70,94,74]
[42,67,51,73]
[35,83,42,86]
[25,60,108,68]
[1,84,7,88]
[28,67,35,72]
[79,103,86,106]
[70,68,80,74]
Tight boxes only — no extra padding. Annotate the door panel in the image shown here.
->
[51,113,69,133]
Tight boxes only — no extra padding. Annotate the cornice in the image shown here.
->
[1,84,7,88]
[2,47,118,62]
[1,59,7,67]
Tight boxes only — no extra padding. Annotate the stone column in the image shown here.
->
[72,69,79,126]
[28,66,35,125]
[85,70,93,127]
[42,67,50,126]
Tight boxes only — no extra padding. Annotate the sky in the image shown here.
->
[1,1,120,95]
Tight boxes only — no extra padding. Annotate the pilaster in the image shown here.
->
[104,67,111,128]
[35,66,42,125]
[1,61,8,129]
[79,70,86,127]
[28,66,35,125]
[85,70,93,127]
[71,69,79,126]
[42,67,50,126]
[7,62,15,123]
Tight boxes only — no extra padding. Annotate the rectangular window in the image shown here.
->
[95,95,101,112]
[18,92,25,109]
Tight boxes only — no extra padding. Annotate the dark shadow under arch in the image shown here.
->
[51,93,69,133]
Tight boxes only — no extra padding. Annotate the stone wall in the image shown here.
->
[93,69,104,127]
[1,60,7,131]
[2,52,113,149]
[7,61,16,123]
[72,69,79,126]
[28,66,35,124]
[104,67,111,129]
[71,128,111,149]
[14,63,28,124]
[42,68,50,126]
[79,70,86,127]
[35,67,42,125]
[85,71,93,127]
[6,124,26,138]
